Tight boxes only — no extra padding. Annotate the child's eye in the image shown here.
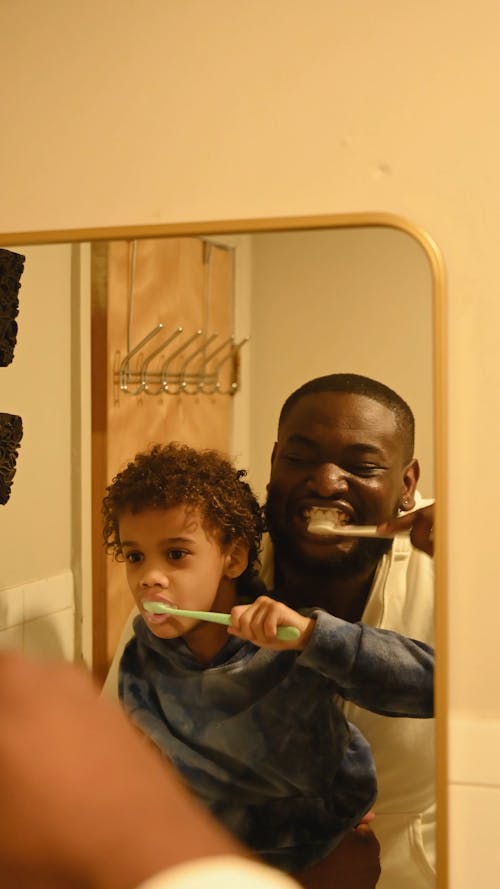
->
[168,549,188,561]
[124,550,143,563]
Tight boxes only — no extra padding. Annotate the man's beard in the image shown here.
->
[265,503,392,580]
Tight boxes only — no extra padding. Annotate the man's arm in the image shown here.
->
[293,825,380,889]
[102,605,138,698]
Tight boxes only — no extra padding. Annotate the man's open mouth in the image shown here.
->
[302,506,355,536]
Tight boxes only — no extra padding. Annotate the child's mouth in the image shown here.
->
[142,599,177,623]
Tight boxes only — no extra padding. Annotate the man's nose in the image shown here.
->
[307,463,348,497]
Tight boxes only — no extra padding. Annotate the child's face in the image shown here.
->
[119,504,240,644]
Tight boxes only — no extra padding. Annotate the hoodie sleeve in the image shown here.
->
[296,609,434,718]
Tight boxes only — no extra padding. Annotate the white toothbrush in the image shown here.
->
[313,524,410,538]
[307,499,435,538]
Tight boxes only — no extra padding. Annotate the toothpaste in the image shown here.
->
[307,507,350,536]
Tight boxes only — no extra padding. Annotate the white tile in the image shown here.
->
[0,584,23,630]
[449,712,500,787]
[23,608,75,661]
[22,570,74,622]
[449,783,500,887]
[0,624,23,649]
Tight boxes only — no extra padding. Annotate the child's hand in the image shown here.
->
[228,595,315,650]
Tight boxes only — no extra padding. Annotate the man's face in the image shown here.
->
[265,392,418,576]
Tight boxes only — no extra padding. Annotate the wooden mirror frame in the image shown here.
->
[0,211,448,888]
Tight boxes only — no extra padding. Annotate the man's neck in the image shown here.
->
[274,561,379,623]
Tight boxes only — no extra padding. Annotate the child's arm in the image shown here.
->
[296,608,433,718]
[229,597,433,718]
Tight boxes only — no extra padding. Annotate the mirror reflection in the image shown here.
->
[0,223,437,889]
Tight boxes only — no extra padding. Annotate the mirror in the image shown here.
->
[0,214,446,889]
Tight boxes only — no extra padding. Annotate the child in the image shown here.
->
[103,443,433,875]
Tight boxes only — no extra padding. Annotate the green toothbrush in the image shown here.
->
[142,601,300,641]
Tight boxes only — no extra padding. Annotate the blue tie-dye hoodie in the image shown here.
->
[119,608,433,873]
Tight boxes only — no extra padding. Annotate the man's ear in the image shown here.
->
[399,458,420,511]
[224,540,250,579]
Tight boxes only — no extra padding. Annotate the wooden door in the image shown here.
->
[91,238,235,679]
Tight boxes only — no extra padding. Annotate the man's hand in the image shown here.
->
[0,651,244,889]
[229,595,315,650]
[377,503,435,556]
[294,823,381,889]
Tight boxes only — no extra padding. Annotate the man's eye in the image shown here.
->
[350,465,382,477]
[124,551,143,563]
[283,453,308,464]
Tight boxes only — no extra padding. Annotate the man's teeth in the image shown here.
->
[306,507,351,535]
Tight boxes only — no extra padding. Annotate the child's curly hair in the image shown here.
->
[102,442,265,587]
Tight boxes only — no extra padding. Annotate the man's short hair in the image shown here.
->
[278,373,415,461]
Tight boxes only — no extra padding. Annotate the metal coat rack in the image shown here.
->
[113,239,248,398]
[114,323,248,397]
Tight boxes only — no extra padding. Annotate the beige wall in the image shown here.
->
[0,245,72,583]
[1,1,500,883]
[247,227,433,502]
[0,244,74,658]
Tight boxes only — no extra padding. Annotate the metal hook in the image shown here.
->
[198,337,234,394]
[141,327,184,395]
[118,323,164,395]
[215,337,249,395]
[161,330,203,394]
[180,332,219,394]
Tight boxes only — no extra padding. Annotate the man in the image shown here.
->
[105,373,435,889]
[260,374,435,889]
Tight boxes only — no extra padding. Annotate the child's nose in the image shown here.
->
[139,567,169,589]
